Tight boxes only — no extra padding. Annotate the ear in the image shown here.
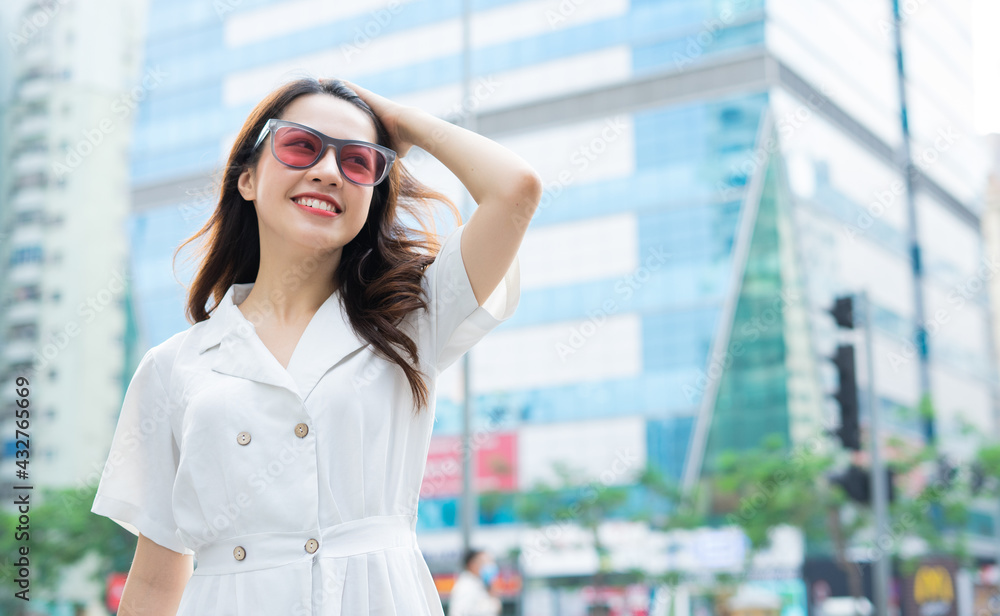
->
[237,167,256,202]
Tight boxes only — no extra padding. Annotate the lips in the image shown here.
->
[291,192,342,213]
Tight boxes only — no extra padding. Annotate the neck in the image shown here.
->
[243,229,344,324]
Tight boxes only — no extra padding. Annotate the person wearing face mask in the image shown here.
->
[448,548,502,616]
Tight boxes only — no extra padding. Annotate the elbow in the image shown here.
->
[512,168,543,213]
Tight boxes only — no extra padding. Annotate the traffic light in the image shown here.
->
[831,464,869,502]
[833,344,861,450]
[827,296,860,451]
[830,464,896,504]
[830,296,855,329]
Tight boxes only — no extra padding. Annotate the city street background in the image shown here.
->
[1,0,999,615]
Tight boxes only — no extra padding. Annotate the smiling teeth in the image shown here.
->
[293,197,340,213]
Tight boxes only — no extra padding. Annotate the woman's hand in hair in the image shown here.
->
[338,79,416,158]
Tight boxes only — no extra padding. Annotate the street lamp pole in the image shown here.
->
[862,290,891,616]
[459,0,477,558]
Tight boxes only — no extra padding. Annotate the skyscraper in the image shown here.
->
[0,0,149,610]
[119,0,994,608]
[1,0,149,497]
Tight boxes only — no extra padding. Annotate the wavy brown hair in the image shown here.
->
[174,77,461,416]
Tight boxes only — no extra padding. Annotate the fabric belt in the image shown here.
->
[192,514,419,576]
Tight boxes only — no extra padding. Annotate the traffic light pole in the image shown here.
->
[861,291,891,616]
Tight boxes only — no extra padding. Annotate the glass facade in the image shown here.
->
[703,146,792,467]
[127,0,992,549]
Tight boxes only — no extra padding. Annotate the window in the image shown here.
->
[9,245,43,266]
[12,285,41,301]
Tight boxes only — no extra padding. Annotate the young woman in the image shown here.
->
[91,77,541,615]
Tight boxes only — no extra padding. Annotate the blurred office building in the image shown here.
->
[0,0,148,611]
[123,0,993,613]
[985,134,1000,380]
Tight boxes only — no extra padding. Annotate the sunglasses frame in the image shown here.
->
[252,118,397,187]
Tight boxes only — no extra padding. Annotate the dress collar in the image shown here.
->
[195,281,368,402]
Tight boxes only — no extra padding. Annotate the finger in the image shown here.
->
[341,79,362,93]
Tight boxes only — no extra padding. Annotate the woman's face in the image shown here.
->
[237,93,380,259]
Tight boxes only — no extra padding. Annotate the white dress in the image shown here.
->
[91,222,520,615]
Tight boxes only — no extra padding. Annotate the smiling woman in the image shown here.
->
[90,76,540,616]
[189,80,458,403]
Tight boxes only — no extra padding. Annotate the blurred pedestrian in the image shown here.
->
[448,548,502,616]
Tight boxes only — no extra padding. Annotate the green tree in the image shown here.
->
[0,484,139,612]
[514,461,631,586]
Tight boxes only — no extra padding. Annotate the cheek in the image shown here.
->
[351,192,374,220]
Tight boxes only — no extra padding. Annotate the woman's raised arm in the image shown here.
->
[341,79,543,307]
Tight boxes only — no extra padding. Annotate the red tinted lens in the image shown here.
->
[273,127,322,167]
[339,144,386,185]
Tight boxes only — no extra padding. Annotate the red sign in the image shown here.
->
[476,432,517,493]
[421,432,518,498]
[422,436,463,497]
[106,572,128,613]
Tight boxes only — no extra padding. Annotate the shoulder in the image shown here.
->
[142,321,212,389]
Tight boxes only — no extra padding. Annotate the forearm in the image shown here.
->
[118,577,184,616]
[118,535,192,616]
[400,108,541,208]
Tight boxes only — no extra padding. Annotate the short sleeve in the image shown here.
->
[422,222,520,375]
[90,348,192,555]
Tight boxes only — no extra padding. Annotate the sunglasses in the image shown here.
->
[252,118,397,187]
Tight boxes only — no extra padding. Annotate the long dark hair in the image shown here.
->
[174,77,461,416]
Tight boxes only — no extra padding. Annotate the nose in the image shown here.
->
[309,145,342,185]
